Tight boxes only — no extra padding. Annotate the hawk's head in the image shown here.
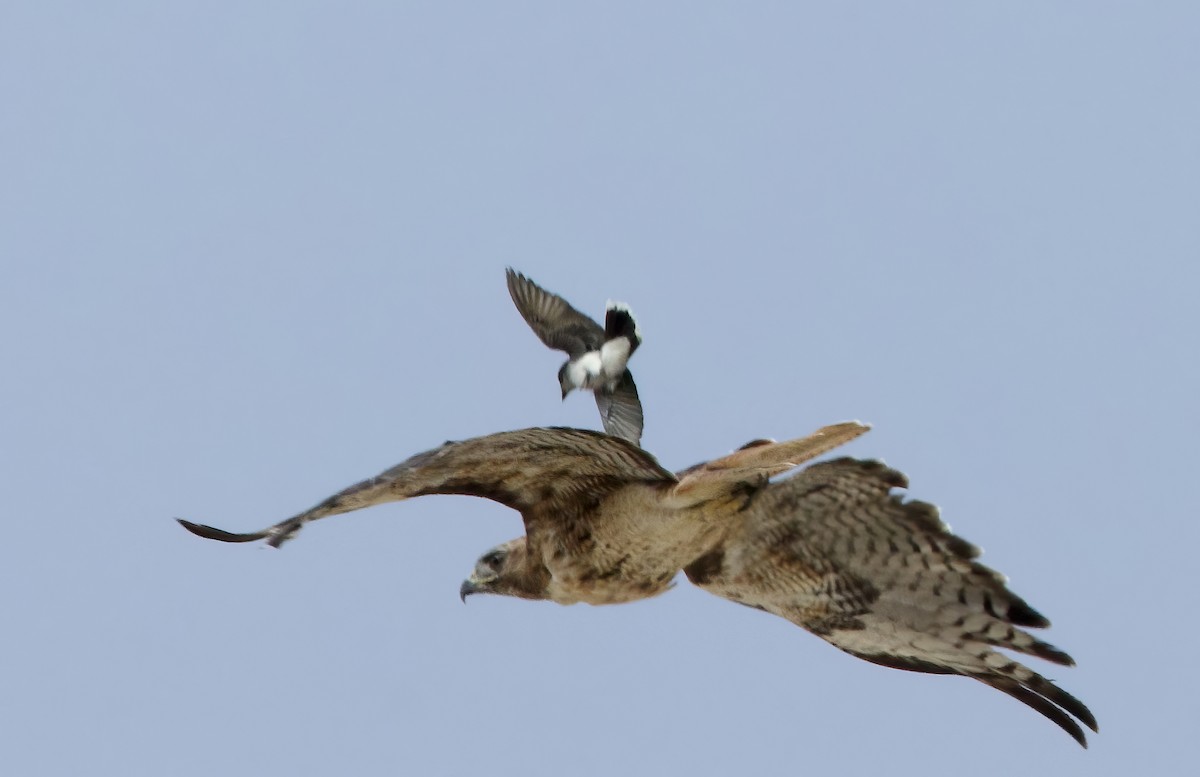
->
[460,537,550,602]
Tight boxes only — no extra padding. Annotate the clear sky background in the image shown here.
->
[2,3,1195,775]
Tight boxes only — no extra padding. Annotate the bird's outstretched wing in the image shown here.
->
[685,457,1097,747]
[594,370,644,445]
[506,268,605,356]
[178,427,675,548]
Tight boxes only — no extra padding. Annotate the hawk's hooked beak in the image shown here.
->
[459,576,492,603]
[459,579,477,602]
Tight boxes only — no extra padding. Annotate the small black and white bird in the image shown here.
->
[506,268,644,446]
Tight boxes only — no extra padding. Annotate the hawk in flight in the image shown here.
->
[178,421,1097,747]
[506,268,644,445]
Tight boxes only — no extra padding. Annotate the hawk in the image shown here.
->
[177,421,1097,747]
[506,268,644,445]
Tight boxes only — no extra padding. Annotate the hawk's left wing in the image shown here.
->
[178,427,675,548]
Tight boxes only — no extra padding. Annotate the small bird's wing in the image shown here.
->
[684,457,1097,747]
[506,268,605,356]
[594,370,644,446]
[668,421,868,507]
[177,427,676,548]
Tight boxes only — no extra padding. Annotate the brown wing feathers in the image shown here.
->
[688,457,1097,746]
[178,427,674,548]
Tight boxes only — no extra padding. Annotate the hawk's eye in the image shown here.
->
[482,550,505,569]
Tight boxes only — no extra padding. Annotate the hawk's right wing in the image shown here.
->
[684,457,1097,747]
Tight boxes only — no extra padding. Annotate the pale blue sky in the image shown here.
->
[2,3,1196,774]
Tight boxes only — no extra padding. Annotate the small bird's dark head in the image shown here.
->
[556,362,574,400]
[460,537,551,602]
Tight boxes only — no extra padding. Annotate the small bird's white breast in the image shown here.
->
[567,351,604,388]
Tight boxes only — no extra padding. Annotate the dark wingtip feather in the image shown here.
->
[1027,675,1099,734]
[505,268,528,299]
[1006,596,1051,629]
[856,650,1095,745]
[505,268,537,304]
[980,673,1098,747]
[987,677,1089,747]
[176,518,269,544]
[1027,638,1075,667]
[857,459,909,489]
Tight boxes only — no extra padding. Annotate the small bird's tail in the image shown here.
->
[604,302,642,353]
